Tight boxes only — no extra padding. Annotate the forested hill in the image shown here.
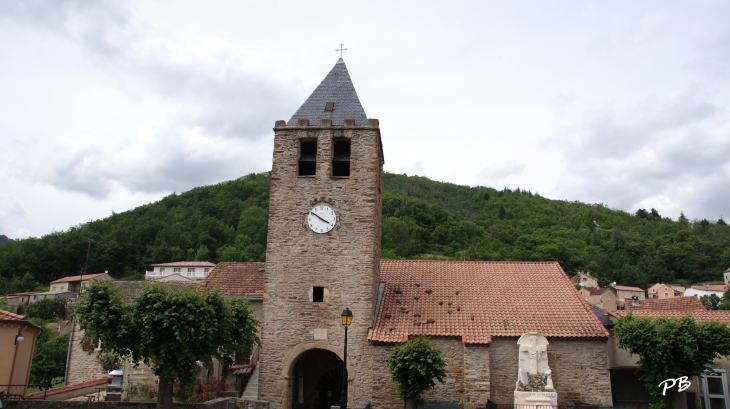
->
[1,172,729,294]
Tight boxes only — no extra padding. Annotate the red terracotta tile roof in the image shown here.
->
[151,261,216,267]
[608,310,730,325]
[205,262,264,296]
[622,297,706,311]
[25,377,110,399]
[691,284,728,292]
[369,260,610,345]
[0,308,25,320]
[612,285,644,292]
[50,273,107,284]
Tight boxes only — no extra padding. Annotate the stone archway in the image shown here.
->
[280,343,355,409]
[291,349,344,409]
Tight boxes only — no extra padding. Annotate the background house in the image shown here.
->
[606,299,730,409]
[579,286,617,310]
[571,271,599,288]
[647,283,685,299]
[145,261,215,282]
[50,272,112,295]
[0,309,41,397]
[685,284,728,299]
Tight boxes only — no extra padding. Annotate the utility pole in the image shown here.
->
[80,238,95,296]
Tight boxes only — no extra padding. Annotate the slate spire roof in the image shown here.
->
[287,58,368,126]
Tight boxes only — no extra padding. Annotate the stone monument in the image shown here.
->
[514,333,557,407]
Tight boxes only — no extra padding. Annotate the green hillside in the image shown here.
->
[1,172,729,294]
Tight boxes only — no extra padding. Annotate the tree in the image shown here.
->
[29,325,69,388]
[75,281,259,409]
[718,288,730,310]
[701,294,721,310]
[614,313,730,408]
[25,298,67,320]
[386,336,447,409]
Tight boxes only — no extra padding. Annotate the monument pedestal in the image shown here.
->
[513,333,558,408]
[514,391,557,407]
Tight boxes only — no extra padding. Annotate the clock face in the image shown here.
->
[308,204,336,233]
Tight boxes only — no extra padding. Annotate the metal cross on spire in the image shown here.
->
[336,43,347,58]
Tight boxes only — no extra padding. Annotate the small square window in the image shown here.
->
[299,140,317,176]
[160,268,165,272]
[324,102,334,112]
[204,268,209,273]
[313,287,324,303]
[188,268,195,272]
[173,268,181,272]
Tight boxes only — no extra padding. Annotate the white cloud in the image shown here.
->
[477,161,526,188]
[560,89,730,220]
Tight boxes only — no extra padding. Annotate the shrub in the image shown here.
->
[173,377,230,403]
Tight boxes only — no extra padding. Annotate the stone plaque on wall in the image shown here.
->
[313,329,328,340]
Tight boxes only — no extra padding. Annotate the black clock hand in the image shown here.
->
[310,211,329,223]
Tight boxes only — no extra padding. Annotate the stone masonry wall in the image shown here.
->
[259,119,384,409]
[368,339,479,409]
[463,345,490,409]
[66,324,106,385]
[489,338,612,407]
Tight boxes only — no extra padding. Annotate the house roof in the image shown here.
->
[0,308,25,320]
[691,284,728,292]
[287,58,368,127]
[622,296,706,311]
[205,262,265,297]
[368,260,610,345]
[50,273,107,284]
[588,304,615,327]
[151,261,216,267]
[113,281,200,302]
[612,285,644,292]
[150,273,197,282]
[25,377,110,400]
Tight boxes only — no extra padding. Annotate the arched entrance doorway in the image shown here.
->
[292,349,344,409]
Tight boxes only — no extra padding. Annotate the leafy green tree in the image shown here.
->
[614,314,730,408]
[25,298,67,320]
[75,281,259,409]
[386,336,447,409]
[193,244,211,261]
[718,289,730,310]
[29,332,69,388]
[701,294,722,310]
[96,352,123,373]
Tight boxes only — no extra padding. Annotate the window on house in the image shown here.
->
[312,286,324,303]
[188,268,195,272]
[582,278,587,282]
[332,139,351,177]
[160,268,165,272]
[299,140,317,176]
[187,272,192,277]
[665,293,669,297]
[173,268,181,272]
[204,268,209,273]
[235,350,251,365]
[324,102,334,112]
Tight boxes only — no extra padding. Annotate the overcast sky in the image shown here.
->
[1,1,729,239]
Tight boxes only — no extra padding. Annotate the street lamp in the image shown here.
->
[340,307,353,409]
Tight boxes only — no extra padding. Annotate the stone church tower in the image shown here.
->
[259,58,384,409]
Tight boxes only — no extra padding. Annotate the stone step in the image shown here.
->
[240,365,259,400]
